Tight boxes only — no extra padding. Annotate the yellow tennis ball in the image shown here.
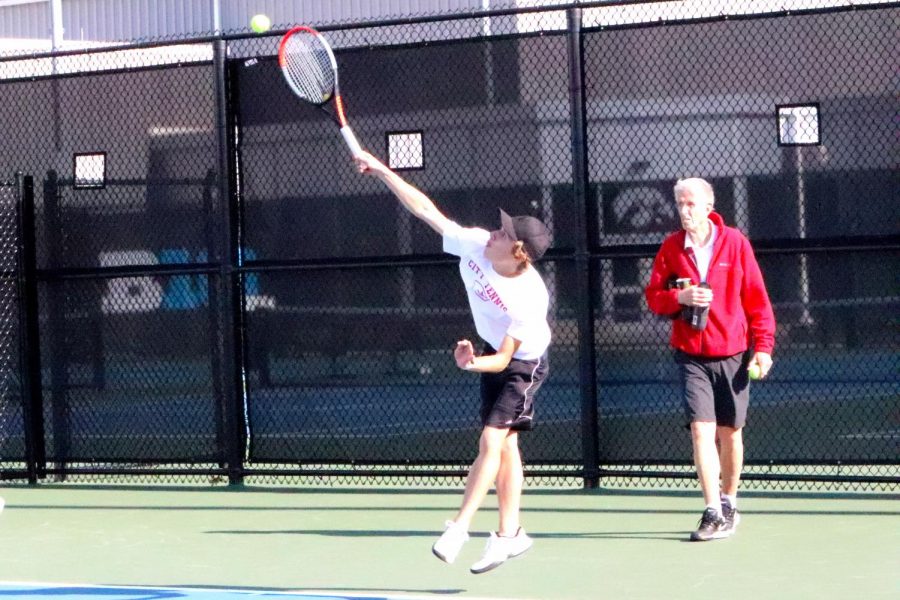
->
[748,363,761,380]
[250,14,271,34]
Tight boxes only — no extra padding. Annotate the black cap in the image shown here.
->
[499,208,552,261]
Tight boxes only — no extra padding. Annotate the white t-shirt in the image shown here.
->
[442,223,551,360]
[684,222,718,283]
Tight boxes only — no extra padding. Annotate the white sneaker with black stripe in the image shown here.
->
[470,528,533,574]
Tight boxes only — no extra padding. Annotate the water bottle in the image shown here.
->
[689,282,710,331]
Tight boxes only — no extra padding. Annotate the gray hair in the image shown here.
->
[674,178,715,207]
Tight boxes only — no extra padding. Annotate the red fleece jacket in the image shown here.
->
[645,212,776,357]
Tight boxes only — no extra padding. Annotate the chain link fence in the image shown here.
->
[0,177,26,481]
[0,1,896,489]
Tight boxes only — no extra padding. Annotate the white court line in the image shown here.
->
[0,581,517,600]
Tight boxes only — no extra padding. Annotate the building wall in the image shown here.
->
[0,0,50,40]
[0,0,493,43]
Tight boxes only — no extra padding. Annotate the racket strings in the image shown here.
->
[283,35,335,103]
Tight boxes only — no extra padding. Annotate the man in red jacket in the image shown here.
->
[646,178,775,542]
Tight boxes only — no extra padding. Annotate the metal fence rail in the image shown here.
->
[0,1,897,489]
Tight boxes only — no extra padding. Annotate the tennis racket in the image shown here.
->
[277,26,362,157]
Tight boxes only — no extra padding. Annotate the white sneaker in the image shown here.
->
[432,520,469,564]
[470,528,533,574]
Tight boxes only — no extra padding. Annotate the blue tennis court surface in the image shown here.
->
[0,583,403,600]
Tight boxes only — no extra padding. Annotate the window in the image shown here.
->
[73,152,107,189]
[387,131,424,171]
[777,104,821,146]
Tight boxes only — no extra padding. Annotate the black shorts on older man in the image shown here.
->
[675,349,751,428]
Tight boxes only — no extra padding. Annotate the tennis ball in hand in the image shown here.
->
[250,14,272,34]
[748,363,761,380]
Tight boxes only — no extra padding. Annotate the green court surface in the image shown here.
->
[0,485,897,599]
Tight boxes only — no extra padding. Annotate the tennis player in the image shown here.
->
[354,150,552,574]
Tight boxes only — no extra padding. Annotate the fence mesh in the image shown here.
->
[0,1,896,488]
[0,180,24,478]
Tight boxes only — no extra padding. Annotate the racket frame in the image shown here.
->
[277,26,362,157]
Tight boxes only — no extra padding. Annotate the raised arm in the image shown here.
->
[355,151,454,236]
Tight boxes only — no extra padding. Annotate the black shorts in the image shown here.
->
[675,350,751,428]
[480,345,549,432]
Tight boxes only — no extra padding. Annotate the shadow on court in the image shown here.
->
[205,528,689,542]
[172,585,468,596]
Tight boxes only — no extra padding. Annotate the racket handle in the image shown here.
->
[340,125,363,158]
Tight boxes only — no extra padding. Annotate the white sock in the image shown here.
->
[722,494,737,509]
[705,503,721,516]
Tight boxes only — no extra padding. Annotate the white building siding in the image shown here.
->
[0,0,494,45]
[0,1,50,40]
[62,0,214,41]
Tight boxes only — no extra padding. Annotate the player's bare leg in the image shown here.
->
[718,425,743,496]
[691,420,721,506]
[454,426,509,529]
[470,429,533,573]
[496,431,523,536]
[433,426,508,563]
[689,421,728,541]
[717,425,743,535]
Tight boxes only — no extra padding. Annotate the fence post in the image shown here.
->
[43,169,69,479]
[212,38,246,485]
[567,8,600,489]
[202,168,228,475]
[15,173,45,484]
